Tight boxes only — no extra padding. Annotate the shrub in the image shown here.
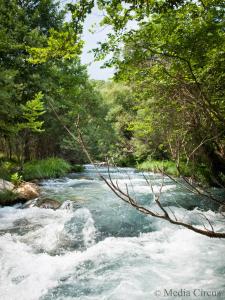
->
[23,157,71,181]
[0,160,17,181]
[11,172,23,186]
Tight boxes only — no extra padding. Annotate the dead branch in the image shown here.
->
[158,166,224,206]
[49,107,225,239]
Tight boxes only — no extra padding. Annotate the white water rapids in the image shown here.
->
[0,165,225,300]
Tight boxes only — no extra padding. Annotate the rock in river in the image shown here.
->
[16,182,40,201]
[36,198,62,209]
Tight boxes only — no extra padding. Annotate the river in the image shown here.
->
[0,165,225,300]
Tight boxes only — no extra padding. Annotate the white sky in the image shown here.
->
[81,6,115,80]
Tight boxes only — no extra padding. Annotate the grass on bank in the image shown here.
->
[23,157,72,181]
[137,160,211,183]
[0,157,84,182]
[137,160,186,175]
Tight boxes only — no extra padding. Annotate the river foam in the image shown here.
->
[0,166,225,300]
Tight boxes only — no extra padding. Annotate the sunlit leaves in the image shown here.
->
[27,28,83,63]
[19,92,45,132]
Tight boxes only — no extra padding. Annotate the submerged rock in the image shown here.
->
[13,218,29,227]
[23,198,76,210]
[16,182,40,201]
[60,200,76,210]
[36,198,62,209]
[219,204,225,214]
[79,176,93,180]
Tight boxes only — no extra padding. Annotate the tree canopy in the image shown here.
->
[0,0,225,185]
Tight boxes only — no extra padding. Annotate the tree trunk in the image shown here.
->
[202,143,225,186]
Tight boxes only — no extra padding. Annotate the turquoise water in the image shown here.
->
[0,165,225,300]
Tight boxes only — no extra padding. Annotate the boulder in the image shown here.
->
[0,179,15,192]
[36,198,61,209]
[16,182,40,201]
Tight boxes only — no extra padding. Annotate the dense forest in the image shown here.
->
[0,0,224,187]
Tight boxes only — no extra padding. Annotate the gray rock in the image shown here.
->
[0,179,15,191]
[22,198,39,208]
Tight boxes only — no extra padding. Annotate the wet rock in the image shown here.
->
[36,198,61,209]
[0,179,15,191]
[16,182,40,201]
[79,176,92,180]
[22,198,39,208]
[219,204,225,214]
[60,200,76,210]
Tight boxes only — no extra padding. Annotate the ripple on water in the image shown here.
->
[0,166,225,300]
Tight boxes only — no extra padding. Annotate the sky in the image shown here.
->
[80,6,115,80]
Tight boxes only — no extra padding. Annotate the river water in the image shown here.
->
[0,165,225,300]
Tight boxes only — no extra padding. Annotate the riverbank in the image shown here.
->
[0,157,82,181]
[0,180,40,206]
[0,157,84,206]
[0,157,217,207]
[137,159,210,184]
